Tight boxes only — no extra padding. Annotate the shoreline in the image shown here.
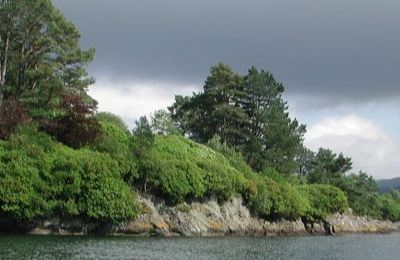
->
[3,195,397,237]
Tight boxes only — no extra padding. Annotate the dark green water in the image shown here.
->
[0,233,399,260]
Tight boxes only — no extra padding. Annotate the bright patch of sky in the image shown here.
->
[305,115,400,179]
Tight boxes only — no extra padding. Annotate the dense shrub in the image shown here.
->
[0,144,50,221]
[2,122,395,226]
[141,135,351,222]
[140,135,248,204]
[0,125,139,224]
[94,112,129,132]
[207,135,254,176]
[349,192,400,221]
[350,193,382,219]
[380,194,400,221]
[91,113,138,183]
[298,184,348,220]
[50,146,139,223]
[0,125,55,221]
[246,175,309,220]
[306,168,400,221]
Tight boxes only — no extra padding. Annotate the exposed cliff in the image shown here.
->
[28,194,399,236]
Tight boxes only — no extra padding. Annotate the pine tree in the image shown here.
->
[170,64,306,174]
[0,0,98,145]
[170,63,248,145]
[242,67,306,173]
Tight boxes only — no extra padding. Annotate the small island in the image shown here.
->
[0,0,399,237]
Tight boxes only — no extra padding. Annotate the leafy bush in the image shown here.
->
[51,146,139,223]
[298,184,348,220]
[306,168,400,221]
[246,175,309,220]
[142,135,350,223]
[141,135,248,204]
[0,146,50,221]
[0,125,139,224]
[94,112,129,132]
[380,194,400,221]
[349,192,400,221]
[207,135,254,176]
[2,122,393,227]
[91,113,138,183]
[151,109,181,135]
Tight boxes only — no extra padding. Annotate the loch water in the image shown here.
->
[0,233,399,260]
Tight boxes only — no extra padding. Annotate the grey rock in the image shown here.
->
[26,194,400,236]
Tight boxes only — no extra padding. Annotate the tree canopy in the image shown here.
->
[0,0,98,145]
[170,63,306,174]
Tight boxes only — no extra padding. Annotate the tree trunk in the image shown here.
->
[0,32,10,102]
[17,45,26,96]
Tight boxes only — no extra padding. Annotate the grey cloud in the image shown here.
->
[53,0,400,102]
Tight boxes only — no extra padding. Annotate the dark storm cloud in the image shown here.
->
[53,0,400,102]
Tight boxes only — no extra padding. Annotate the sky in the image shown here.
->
[53,0,400,179]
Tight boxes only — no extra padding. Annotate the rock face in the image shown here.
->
[326,211,398,234]
[114,195,398,237]
[28,194,399,236]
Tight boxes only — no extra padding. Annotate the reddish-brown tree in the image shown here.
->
[0,99,29,139]
[40,94,100,148]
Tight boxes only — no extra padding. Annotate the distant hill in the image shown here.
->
[377,177,400,193]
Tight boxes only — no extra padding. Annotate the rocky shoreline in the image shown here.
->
[23,194,399,237]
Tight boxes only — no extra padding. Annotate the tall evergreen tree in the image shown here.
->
[170,63,248,145]
[307,148,353,183]
[170,64,306,174]
[201,63,248,145]
[241,67,306,173]
[0,0,95,111]
[0,0,98,145]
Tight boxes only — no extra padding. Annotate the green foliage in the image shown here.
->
[0,145,50,220]
[244,166,348,221]
[140,134,350,222]
[0,124,55,221]
[4,0,386,228]
[0,0,98,147]
[349,192,400,221]
[246,174,310,220]
[0,125,139,224]
[300,147,396,221]
[242,67,306,174]
[94,112,129,132]
[206,135,254,176]
[141,135,248,204]
[1,3,397,226]
[302,148,400,221]
[51,146,139,223]
[306,148,353,183]
[380,194,400,222]
[91,113,138,183]
[1,0,95,103]
[170,63,247,145]
[151,109,181,135]
[298,184,348,220]
[131,116,155,190]
[350,192,383,219]
[132,116,155,159]
[169,64,305,175]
